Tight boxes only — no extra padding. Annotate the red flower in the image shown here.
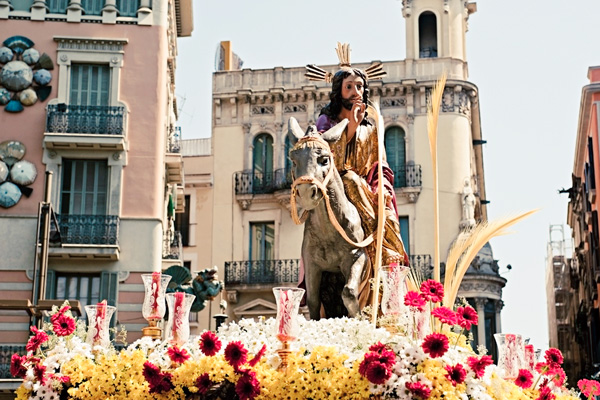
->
[248,344,267,367]
[196,373,214,395]
[50,305,70,323]
[514,369,534,389]
[578,379,600,398]
[405,381,431,399]
[33,363,47,385]
[10,354,27,378]
[235,371,261,400]
[544,348,563,369]
[431,306,457,326]
[444,363,466,386]
[199,331,222,356]
[421,333,449,358]
[404,291,426,311]
[167,345,190,364]
[224,341,248,369]
[536,385,556,400]
[535,362,558,376]
[466,355,493,378]
[550,368,566,386]
[455,306,478,330]
[52,314,76,337]
[142,361,173,394]
[26,326,49,352]
[365,361,392,384]
[369,342,387,353]
[420,279,444,303]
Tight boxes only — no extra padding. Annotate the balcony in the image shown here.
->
[162,231,182,269]
[48,214,120,260]
[389,164,422,203]
[410,254,433,279]
[224,259,300,287]
[44,104,126,150]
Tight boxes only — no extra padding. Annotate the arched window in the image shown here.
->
[418,12,438,58]
[252,133,273,193]
[385,127,406,188]
[284,135,292,180]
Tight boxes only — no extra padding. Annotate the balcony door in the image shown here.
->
[385,127,406,188]
[69,63,110,106]
[252,134,273,193]
[249,222,275,283]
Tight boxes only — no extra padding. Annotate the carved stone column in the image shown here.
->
[66,0,83,22]
[102,0,118,24]
[474,297,487,348]
[243,123,252,171]
[0,0,12,19]
[136,0,151,25]
[494,299,504,333]
[30,0,47,21]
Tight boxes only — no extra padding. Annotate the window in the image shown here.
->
[11,0,33,11]
[61,159,109,216]
[418,12,438,58]
[399,216,410,256]
[250,222,274,261]
[252,134,273,193]
[81,0,103,15]
[47,0,68,14]
[116,0,139,17]
[174,195,190,246]
[69,64,110,106]
[385,127,407,188]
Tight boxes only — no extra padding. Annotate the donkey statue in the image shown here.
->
[288,117,370,320]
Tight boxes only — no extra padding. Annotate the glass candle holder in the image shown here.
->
[85,301,116,348]
[380,263,410,316]
[141,273,172,321]
[524,344,536,371]
[494,333,524,379]
[165,292,195,346]
[273,287,305,342]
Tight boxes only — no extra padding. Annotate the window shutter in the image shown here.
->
[399,216,410,257]
[100,271,119,326]
[46,270,56,299]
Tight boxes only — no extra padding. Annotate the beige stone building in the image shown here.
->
[181,0,504,354]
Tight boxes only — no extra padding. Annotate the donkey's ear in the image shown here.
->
[321,118,348,143]
[288,117,304,145]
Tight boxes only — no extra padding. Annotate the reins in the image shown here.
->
[289,136,374,248]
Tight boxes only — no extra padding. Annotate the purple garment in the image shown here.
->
[316,114,336,133]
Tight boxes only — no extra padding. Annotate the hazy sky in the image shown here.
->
[175,0,600,350]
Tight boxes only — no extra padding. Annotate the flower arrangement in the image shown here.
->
[10,301,593,400]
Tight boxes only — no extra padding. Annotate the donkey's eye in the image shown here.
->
[318,156,329,166]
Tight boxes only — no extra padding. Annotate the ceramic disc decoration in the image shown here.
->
[10,159,37,185]
[0,160,8,182]
[0,61,33,91]
[0,181,22,208]
[0,140,25,166]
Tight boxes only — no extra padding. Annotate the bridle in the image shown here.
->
[289,136,374,248]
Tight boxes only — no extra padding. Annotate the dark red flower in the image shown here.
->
[466,355,493,378]
[405,381,432,399]
[514,369,534,389]
[196,373,214,395]
[421,333,449,358]
[248,344,267,367]
[455,306,478,330]
[167,345,190,364]
[369,342,387,353]
[420,279,444,303]
[235,371,261,400]
[142,361,173,394]
[444,363,466,386]
[544,348,563,369]
[33,363,47,385]
[50,305,70,323]
[199,331,222,356]
[52,314,76,337]
[404,291,426,311]
[224,341,248,369]
[365,361,392,385]
[431,306,457,326]
[359,353,378,377]
[10,354,27,378]
[26,326,49,352]
[536,385,556,400]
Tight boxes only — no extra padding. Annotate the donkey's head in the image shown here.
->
[287,117,348,210]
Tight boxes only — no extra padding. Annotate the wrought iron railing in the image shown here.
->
[224,259,300,285]
[388,164,422,188]
[409,254,433,279]
[57,214,119,245]
[168,126,182,153]
[163,231,182,260]
[0,345,26,379]
[46,105,125,135]
[234,169,292,195]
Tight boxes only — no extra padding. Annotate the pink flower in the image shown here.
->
[455,306,478,330]
[550,368,566,386]
[431,306,457,326]
[421,333,449,358]
[33,363,47,385]
[248,344,267,367]
[578,379,600,398]
[167,345,190,364]
[52,314,76,337]
[536,385,556,400]
[420,279,444,303]
[365,361,392,384]
[405,381,431,399]
[369,342,387,353]
[199,331,222,356]
[235,371,261,400]
[10,354,27,378]
[26,326,49,352]
[404,291,426,311]
[196,373,214,395]
[444,363,466,386]
[142,361,174,394]
[544,348,563,369]
[224,341,248,369]
[466,355,493,378]
[514,369,534,389]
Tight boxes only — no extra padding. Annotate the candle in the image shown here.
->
[172,292,185,342]
[277,290,295,342]
[150,272,161,318]
[94,300,107,343]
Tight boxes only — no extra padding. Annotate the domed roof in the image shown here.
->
[465,242,500,275]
